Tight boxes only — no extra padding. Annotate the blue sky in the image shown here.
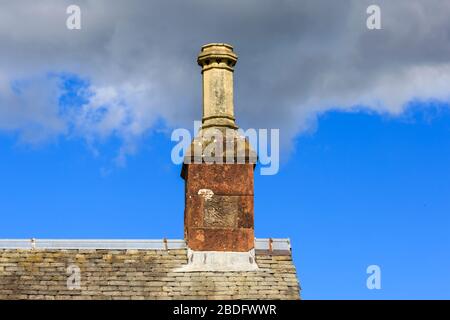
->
[1,79,449,298]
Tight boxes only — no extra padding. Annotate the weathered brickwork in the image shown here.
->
[0,249,300,300]
[184,163,255,252]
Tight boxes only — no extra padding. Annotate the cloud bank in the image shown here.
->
[1,0,450,159]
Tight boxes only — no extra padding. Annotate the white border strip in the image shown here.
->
[0,238,291,251]
[255,238,291,251]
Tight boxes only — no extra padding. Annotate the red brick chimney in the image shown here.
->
[181,43,256,252]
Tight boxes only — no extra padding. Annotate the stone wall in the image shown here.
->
[0,248,300,300]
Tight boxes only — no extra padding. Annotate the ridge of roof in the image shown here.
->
[0,238,291,251]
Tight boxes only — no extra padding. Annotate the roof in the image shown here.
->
[0,238,291,251]
[0,238,300,300]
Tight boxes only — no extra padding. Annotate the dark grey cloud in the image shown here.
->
[1,0,449,156]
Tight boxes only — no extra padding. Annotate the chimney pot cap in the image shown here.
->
[198,43,238,69]
[201,43,234,51]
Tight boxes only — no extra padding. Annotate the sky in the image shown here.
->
[0,0,450,299]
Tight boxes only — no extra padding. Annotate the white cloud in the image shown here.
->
[0,0,449,160]
[0,75,66,144]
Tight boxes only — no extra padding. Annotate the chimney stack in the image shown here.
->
[181,43,256,253]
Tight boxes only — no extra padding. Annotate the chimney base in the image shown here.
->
[174,248,259,272]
